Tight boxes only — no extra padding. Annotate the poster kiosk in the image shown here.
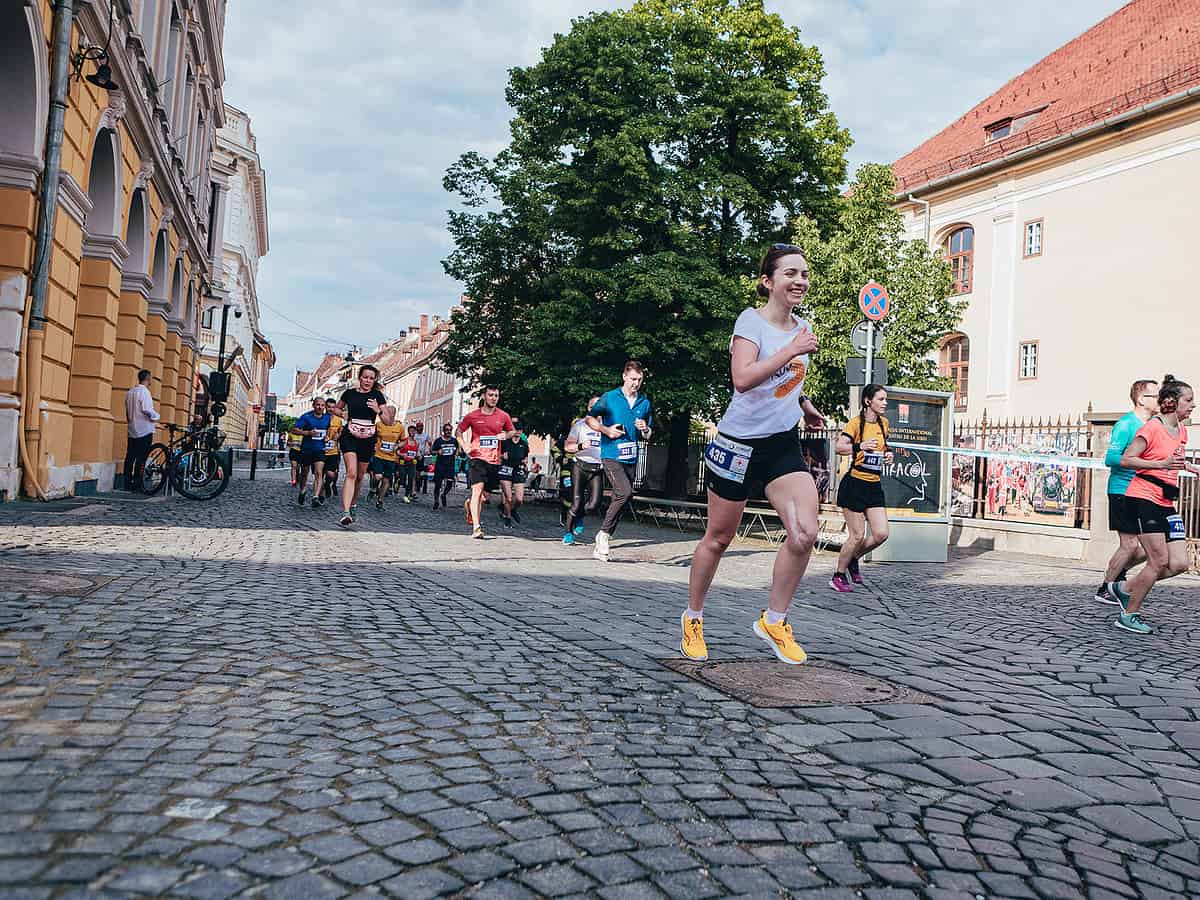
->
[869,386,954,563]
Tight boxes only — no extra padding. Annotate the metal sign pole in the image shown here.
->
[865,321,875,386]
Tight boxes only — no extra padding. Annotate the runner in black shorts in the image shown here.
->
[457,387,515,539]
[498,419,530,527]
[832,384,893,591]
[332,364,394,527]
[684,244,825,666]
[1114,375,1197,635]
[1095,379,1158,604]
[431,424,458,509]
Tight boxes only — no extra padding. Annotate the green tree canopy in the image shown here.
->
[439,0,851,468]
[789,163,963,417]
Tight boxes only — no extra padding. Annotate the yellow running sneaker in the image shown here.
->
[752,612,807,665]
[681,612,708,661]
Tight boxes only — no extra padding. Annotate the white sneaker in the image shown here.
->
[593,530,611,562]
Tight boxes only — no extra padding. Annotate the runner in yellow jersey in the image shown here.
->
[287,430,303,486]
[322,397,342,504]
[832,384,894,591]
[369,418,406,511]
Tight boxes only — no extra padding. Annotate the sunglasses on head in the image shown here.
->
[771,243,803,251]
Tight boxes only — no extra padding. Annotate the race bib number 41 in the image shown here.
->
[1168,514,1186,542]
[704,434,753,484]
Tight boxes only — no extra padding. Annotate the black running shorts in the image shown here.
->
[469,458,500,492]
[704,429,809,503]
[299,449,325,467]
[1129,497,1184,541]
[1108,493,1137,534]
[837,474,886,513]
[339,432,376,462]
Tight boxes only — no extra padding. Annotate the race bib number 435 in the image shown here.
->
[704,435,753,484]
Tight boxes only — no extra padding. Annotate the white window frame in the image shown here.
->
[1023,219,1043,258]
[1018,341,1039,381]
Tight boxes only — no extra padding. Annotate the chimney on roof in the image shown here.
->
[294,370,312,393]
[420,314,429,337]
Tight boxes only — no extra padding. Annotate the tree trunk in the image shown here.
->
[665,412,692,498]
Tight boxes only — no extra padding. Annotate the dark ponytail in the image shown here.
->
[1159,374,1191,414]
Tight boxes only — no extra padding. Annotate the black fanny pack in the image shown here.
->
[1134,470,1180,502]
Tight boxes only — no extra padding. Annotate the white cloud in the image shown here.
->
[223,0,1126,386]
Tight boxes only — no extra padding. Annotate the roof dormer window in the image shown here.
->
[985,106,1048,143]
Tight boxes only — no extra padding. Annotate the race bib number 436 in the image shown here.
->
[704,435,753,484]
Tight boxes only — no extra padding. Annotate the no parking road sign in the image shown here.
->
[859,281,890,321]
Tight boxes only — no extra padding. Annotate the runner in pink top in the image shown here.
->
[1116,374,1200,635]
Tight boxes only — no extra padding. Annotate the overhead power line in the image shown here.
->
[259,300,358,346]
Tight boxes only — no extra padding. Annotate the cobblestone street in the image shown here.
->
[1,477,1199,899]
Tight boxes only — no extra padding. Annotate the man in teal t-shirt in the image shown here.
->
[1096,378,1159,605]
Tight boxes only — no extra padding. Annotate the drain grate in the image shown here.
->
[0,567,113,598]
[661,657,935,708]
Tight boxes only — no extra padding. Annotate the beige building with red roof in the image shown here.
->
[894,0,1200,420]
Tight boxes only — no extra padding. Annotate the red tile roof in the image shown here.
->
[893,0,1200,193]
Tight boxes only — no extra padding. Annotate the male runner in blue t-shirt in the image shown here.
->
[294,397,332,509]
[1096,378,1158,604]
[586,360,653,562]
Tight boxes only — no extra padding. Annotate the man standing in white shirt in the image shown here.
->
[123,369,160,492]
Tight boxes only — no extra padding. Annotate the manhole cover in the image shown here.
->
[661,657,935,708]
[0,567,112,598]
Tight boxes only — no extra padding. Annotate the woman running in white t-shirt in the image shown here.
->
[682,244,826,665]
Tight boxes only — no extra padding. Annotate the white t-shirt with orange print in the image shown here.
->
[716,308,811,440]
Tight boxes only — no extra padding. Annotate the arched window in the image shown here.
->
[945,226,974,295]
[939,334,969,411]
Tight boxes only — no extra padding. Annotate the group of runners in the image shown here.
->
[287,375,454,523]
[1096,375,1197,634]
[284,241,1190,666]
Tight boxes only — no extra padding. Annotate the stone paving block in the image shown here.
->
[174,871,251,900]
[380,866,465,899]
[976,778,1096,810]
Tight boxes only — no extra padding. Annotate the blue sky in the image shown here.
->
[221,0,1126,390]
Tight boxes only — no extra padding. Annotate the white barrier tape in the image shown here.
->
[888,440,1196,478]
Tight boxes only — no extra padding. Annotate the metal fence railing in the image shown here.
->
[949,414,1093,529]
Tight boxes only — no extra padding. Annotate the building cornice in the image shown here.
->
[0,150,42,192]
[121,272,154,297]
[57,173,94,228]
[82,234,131,267]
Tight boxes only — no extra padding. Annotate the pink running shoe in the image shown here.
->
[830,573,854,593]
[847,558,864,585]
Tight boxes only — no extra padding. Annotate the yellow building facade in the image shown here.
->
[1,0,228,497]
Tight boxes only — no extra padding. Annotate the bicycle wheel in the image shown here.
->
[171,449,231,500]
[141,443,171,495]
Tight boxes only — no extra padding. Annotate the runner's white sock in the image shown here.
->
[684,609,703,621]
[765,610,786,625]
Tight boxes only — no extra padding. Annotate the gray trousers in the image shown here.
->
[600,459,635,536]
